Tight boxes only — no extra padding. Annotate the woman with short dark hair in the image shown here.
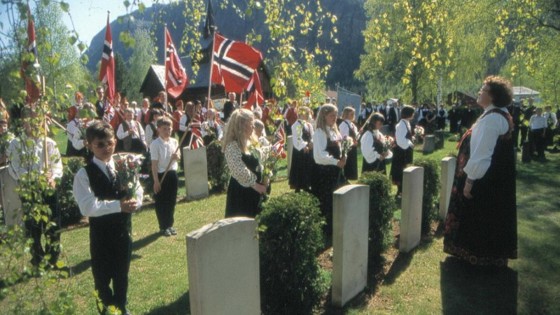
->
[444,76,517,267]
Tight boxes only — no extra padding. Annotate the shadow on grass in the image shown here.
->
[132,232,160,251]
[145,291,190,315]
[440,257,517,315]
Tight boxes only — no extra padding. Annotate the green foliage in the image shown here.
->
[56,157,85,227]
[413,158,440,234]
[122,25,157,102]
[358,171,396,266]
[206,141,229,192]
[257,192,327,315]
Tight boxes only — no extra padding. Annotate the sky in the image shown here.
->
[0,0,153,46]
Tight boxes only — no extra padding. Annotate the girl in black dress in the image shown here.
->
[338,107,359,180]
[361,112,392,174]
[289,106,314,192]
[223,109,268,218]
[390,105,416,196]
[444,76,517,267]
[312,104,347,235]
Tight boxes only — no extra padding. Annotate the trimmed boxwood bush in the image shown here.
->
[358,172,396,266]
[206,141,229,192]
[56,157,85,227]
[257,192,328,315]
[413,158,440,234]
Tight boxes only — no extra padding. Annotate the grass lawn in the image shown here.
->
[2,133,559,314]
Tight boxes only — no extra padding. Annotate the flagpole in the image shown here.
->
[207,28,217,106]
[163,25,169,112]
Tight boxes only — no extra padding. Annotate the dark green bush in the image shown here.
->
[358,172,396,266]
[413,158,440,234]
[206,141,229,192]
[257,192,328,315]
[56,157,85,227]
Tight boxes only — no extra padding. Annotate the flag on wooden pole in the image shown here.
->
[21,6,41,103]
[165,28,188,98]
[211,33,262,93]
[99,12,115,104]
[245,71,264,109]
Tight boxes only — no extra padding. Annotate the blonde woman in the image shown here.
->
[338,106,359,180]
[312,104,346,235]
[223,109,267,218]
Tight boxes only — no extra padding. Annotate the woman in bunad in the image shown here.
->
[201,108,223,146]
[390,105,416,197]
[223,109,268,218]
[312,104,346,235]
[289,106,314,192]
[66,106,86,157]
[361,112,392,174]
[338,107,359,180]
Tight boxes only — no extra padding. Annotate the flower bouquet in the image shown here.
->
[382,135,394,152]
[113,153,144,199]
[414,126,425,137]
[341,136,353,158]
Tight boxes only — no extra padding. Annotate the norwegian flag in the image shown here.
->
[188,125,205,150]
[245,71,264,109]
[271,124,286,158]
[21,6,41,103]
[98,14,115,104]
[211,33,263,93]
[274,123,285,145]
[165,28,188,98]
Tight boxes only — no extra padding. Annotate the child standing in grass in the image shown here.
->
[150,117,180,237]
[73,121,143,315]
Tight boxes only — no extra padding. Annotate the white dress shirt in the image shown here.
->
[150,137,180,173]
[291,120,314,151]
[361,130,381,164]
[7,136,63,181]
[544,112,558,128]
[73,156,143,217]
[395,120,414,150]
[529,114,547,130]
[313,127,340,166]
[463,105,510,180]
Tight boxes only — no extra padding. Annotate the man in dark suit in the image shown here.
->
[95,87,106,119]
[222,92,237,122]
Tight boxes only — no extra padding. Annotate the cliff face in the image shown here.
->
[86,1,366,89]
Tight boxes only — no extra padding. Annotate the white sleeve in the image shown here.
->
[313,129,338,166]
[73,168,122,217]
[291,121,307,151]
[179,115,187,132]
[116,124,128,140]
[137,122,145,142]
[361,132,380,164]
[225,143,257,187]
[339,121,350,138]
[396,122,413,149]
[463,113,509,180]
[145,126,154,148]
[47,139,63,179]
[70,127,85,150]
[217,124,223,140]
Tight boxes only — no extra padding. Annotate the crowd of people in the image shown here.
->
[0,77,559,313]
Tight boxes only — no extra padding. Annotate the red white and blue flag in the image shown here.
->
[99,14,115,104]
[21,6,41,103]
[244,71,264,109]
[165,28,188,98]
[211,33,263,93]
[188,125,205,150]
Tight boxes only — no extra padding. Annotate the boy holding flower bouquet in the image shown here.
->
[73,121,143,315]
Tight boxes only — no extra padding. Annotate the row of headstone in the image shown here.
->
[185,170,431,312]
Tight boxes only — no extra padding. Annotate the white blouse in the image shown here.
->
[395,120,413,150]
[225,141,258,187]
[529,115,547,130]
[291,120,314,151]
[8,136,63,181]
[313,128,340,166]
[339,119,358,139]
[463,105,510,180]
[361,130,381,164]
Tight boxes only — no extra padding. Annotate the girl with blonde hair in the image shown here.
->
[339,106,359,180]
[312,104,346,235]
[223,109,268,217]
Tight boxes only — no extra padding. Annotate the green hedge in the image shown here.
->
[206,141,229,193]
[413,158,440,234]
[257,192,328,315]
[358,171,396,267]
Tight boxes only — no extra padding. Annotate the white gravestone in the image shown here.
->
[187,218,261,315]
[423,135,436,154]
[183,147,209,200]
[400,166,424,253]
[332,184,369,307]
[439,157,456,220]
[286,136,293,175]
[0,166,22,226]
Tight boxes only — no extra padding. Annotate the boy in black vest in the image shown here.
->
[73,121,143,315]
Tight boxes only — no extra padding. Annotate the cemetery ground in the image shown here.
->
[1,136,559,314]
